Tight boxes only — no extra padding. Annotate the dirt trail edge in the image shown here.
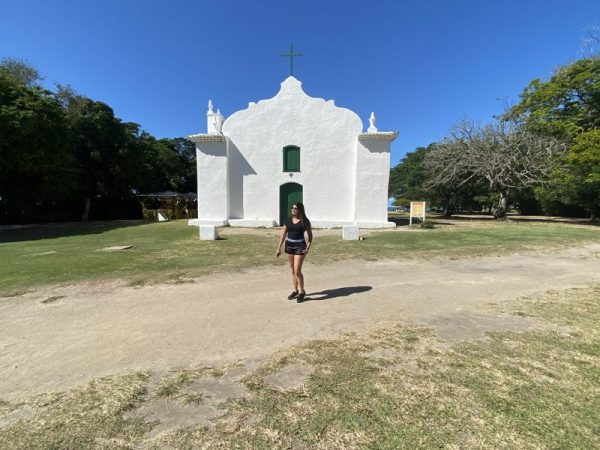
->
[1,243,599,401]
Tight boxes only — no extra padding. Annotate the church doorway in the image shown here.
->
[279,182,303,225]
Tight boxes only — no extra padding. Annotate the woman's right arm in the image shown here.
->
[275,225,287,257]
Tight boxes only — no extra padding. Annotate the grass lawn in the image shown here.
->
[1,285,598,449]
[1,218,599,295]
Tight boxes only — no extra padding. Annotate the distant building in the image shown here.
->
[137,191,197,221]
[188,77,398,228]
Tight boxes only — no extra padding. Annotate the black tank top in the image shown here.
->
[286,217,308,240]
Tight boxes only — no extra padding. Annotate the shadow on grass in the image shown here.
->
[508,217,598,226]
[0,220,148,243]
[429,213,494,222]
[304,285,372,302]
[388,216,453,227]
[437,213,596,226]
[387,216,410,226]
[428,221,454,227]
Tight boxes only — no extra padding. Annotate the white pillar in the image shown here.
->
[343,225,359,240]
[200,225,219,240]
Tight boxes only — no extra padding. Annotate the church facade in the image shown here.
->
[188,77,398,228]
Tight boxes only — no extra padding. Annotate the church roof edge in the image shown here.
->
[187,133,226,143]
[278,76,304,95]
[282,75,301,83]
[358,131,399,141]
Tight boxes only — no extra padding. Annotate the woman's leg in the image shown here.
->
[294,254,306,293]
[288,254,298,292]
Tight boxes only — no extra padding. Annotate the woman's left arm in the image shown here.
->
[276,225,287,257]
[304,226,313,254]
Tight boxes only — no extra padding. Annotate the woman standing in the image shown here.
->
[275,202,313,303]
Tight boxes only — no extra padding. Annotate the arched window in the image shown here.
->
[283,145,300,172]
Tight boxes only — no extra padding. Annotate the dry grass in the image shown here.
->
[157,285,600,449]
[0,372,152,449]
[1,286,599,449]
[154,367,226,399]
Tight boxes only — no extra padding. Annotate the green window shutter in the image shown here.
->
[283,146,300,172]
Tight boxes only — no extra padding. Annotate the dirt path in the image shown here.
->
[1,243,600,402]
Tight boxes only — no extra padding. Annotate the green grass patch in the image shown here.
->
[310,220,600,264]
[0,220,277,294]
[1,219,598,294]
[1,286,599,448]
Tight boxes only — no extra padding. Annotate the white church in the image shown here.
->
[188,76,398,228]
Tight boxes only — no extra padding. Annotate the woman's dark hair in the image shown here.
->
[292,201,311,229]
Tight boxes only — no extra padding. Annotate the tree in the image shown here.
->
[504,58,600,141]
[59,86,197,220]
[389,144,492,217]
[424,139,481,217]
[0,60,197,223]
[510,187,543,215]
[0,73,75,223]
[133,133,186,194]
[548,129,600,219]
[158,137,197,193]
[389,146,431,207]
[60,92,132,220]
[0,57,43,87]
[426,120,566,219]
[505,56,600,218]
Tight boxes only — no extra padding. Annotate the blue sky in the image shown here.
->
[1,0,599,166]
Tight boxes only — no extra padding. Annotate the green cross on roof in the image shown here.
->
[281,43,303,76]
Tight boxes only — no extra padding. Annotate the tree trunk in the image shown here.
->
[443,199,452,217]
[82,197,91,221]
[494,192,509,220]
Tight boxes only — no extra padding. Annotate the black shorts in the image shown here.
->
[285,240,306,255]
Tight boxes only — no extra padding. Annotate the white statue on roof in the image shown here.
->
[368,112,378,133]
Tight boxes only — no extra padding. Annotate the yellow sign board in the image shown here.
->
[409,201,426,226]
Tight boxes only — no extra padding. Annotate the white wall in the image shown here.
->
[222,77,362,225]
[354,137,393,224]
[189,77,397,228]
[195,140,228,222]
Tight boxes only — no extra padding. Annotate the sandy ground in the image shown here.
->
[1,243,600,402]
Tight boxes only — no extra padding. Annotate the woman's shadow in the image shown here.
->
[303,286,372,302]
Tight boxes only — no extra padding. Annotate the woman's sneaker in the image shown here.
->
[296,293,306,303]
[287,291,299,300]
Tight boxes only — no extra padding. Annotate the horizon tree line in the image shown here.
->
[389,53,600,220]
[0,57,196,224]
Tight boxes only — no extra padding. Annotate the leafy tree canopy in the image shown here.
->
[389,146,430,200]
[0,59,197,223]
[0,57,43,87]
[549,129,600,218]
[505,58,600,141]
[425,119,566,219]
[0,73,75,222]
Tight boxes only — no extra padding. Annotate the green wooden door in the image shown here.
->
[279,183,303,225]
